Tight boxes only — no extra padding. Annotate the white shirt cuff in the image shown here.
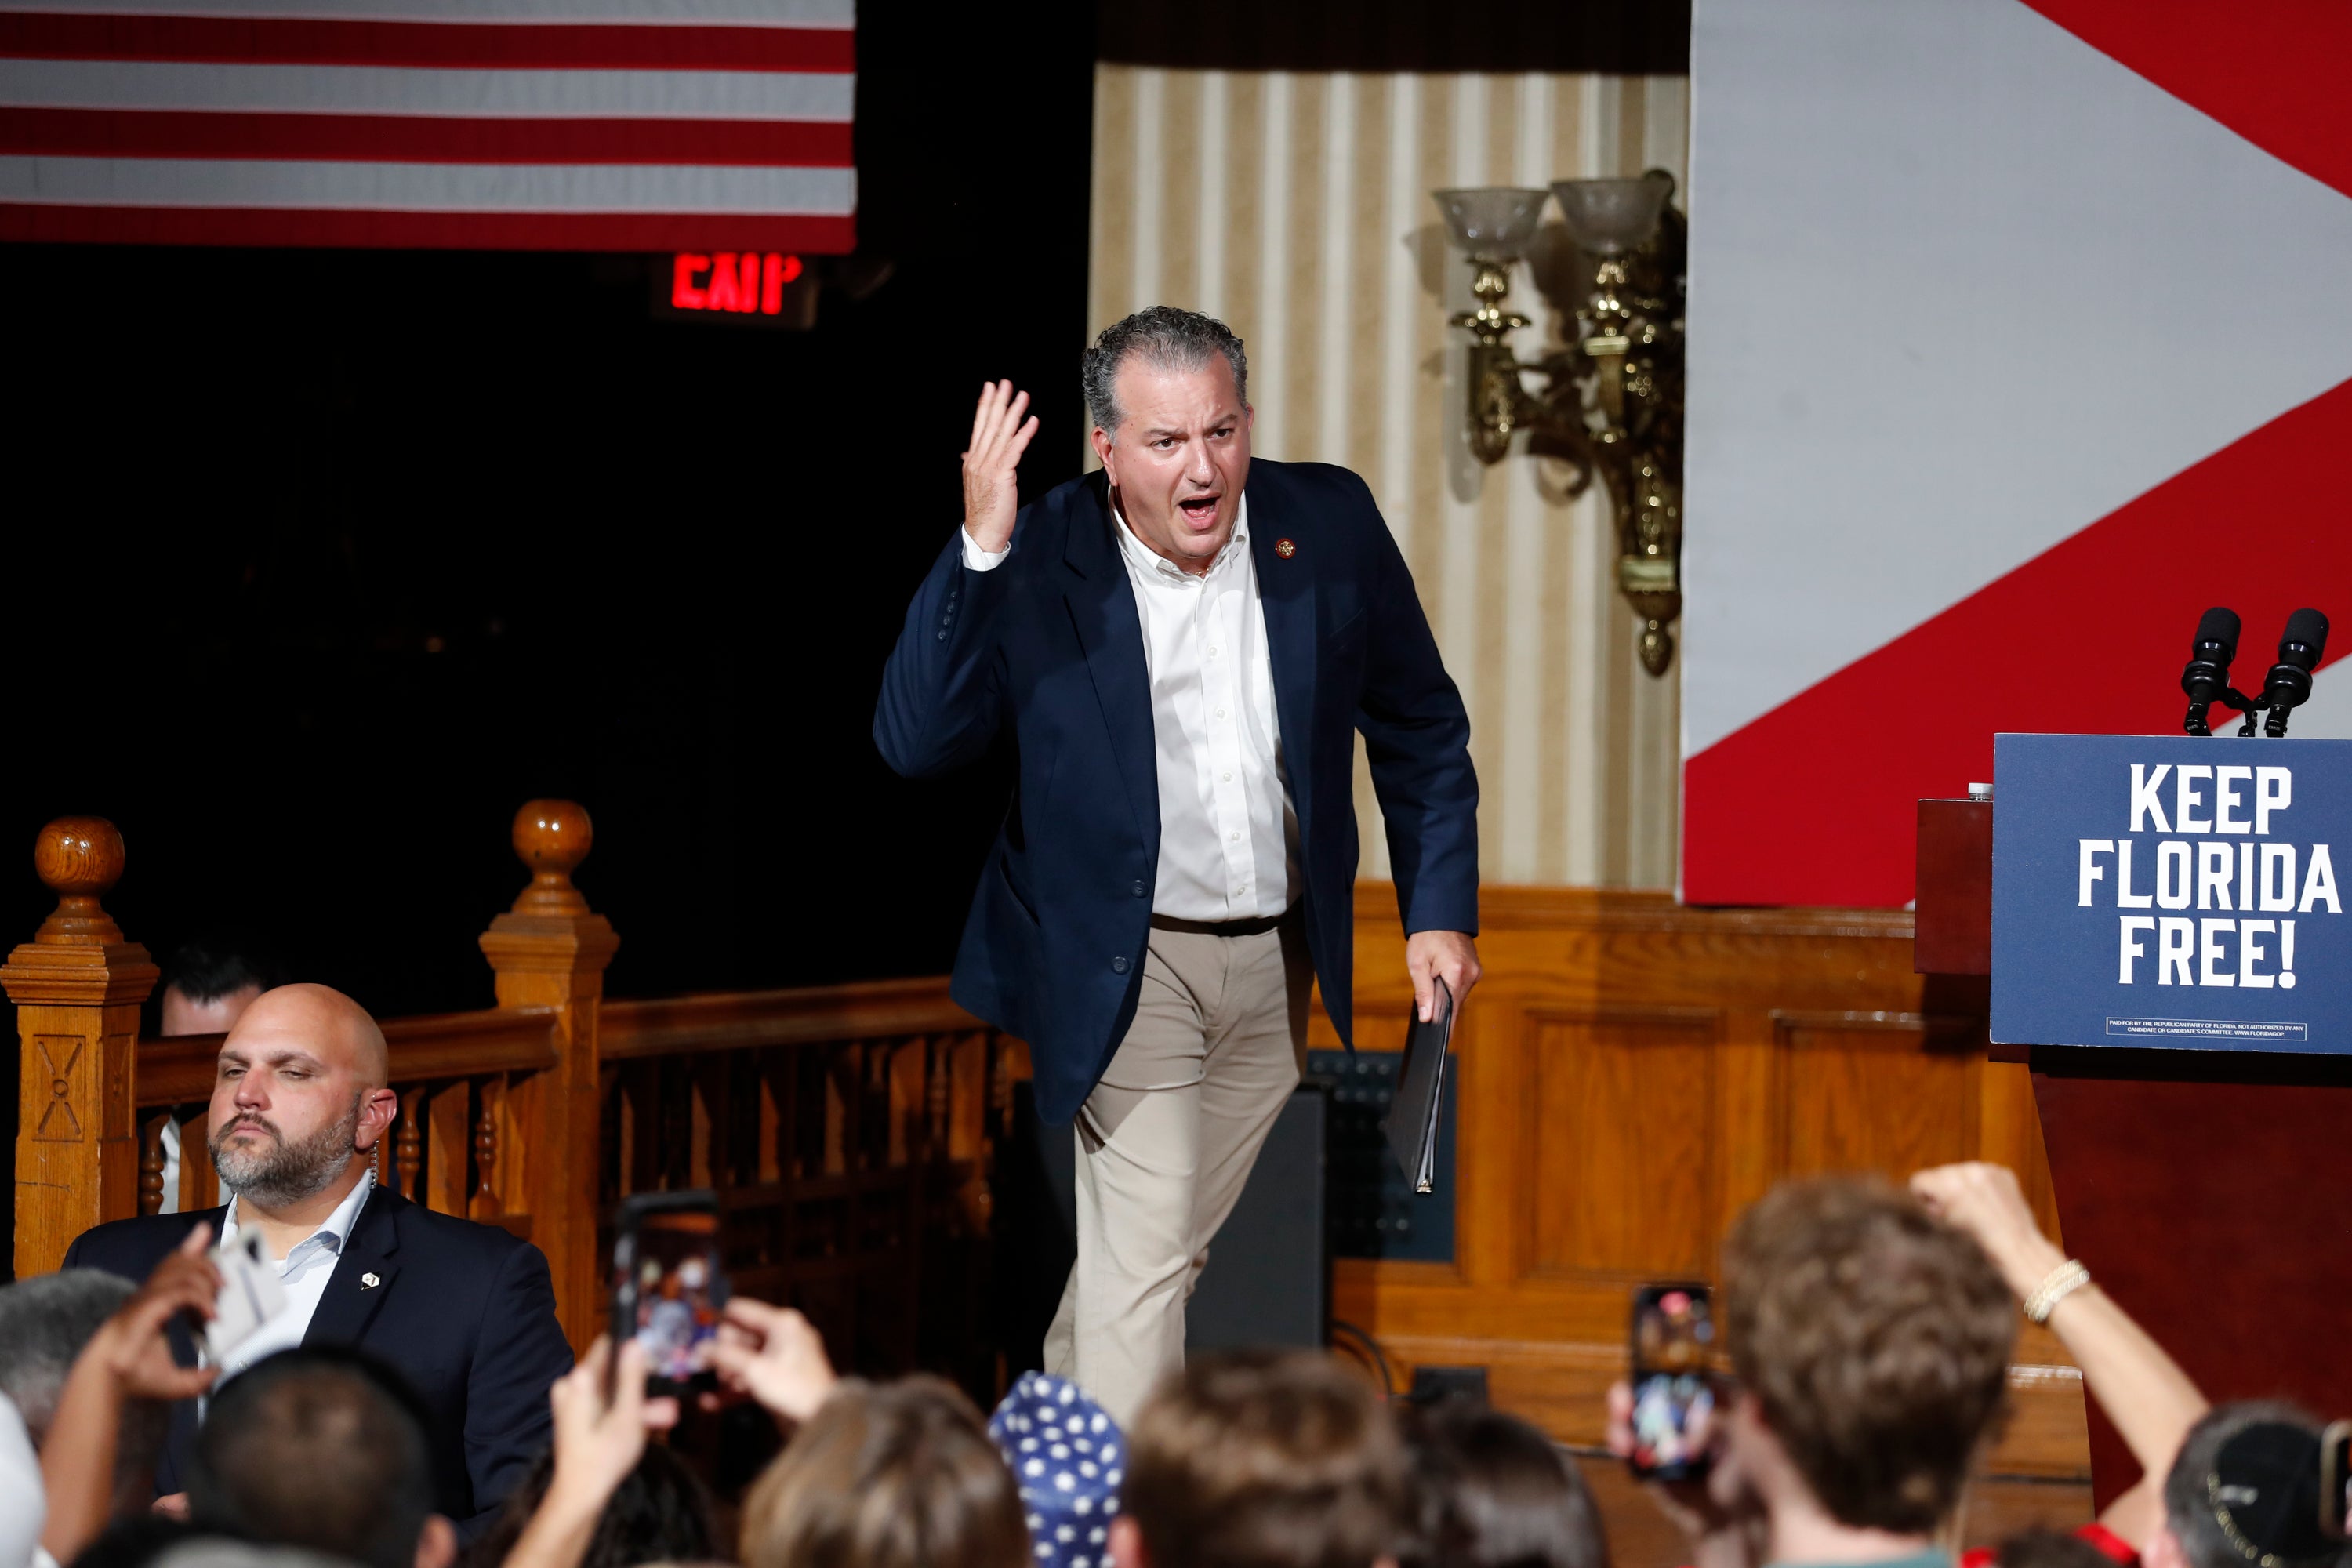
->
[960,530,1011,572]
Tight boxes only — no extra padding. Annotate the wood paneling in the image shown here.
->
[1780,1014,1979,1180]
[1328,884,2088,1479]
[1524,1008,1717,1280]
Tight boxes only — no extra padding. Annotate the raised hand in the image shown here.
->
[548,1338,673,1504]
[708,1297,838,1423]
[103,1222,220,1403]
[963,379,1039,555]
[1909,1161,2063,1300]
[505,1338,677,1568]
[42,1225,221,1562]
[1603,1379,1762,1568]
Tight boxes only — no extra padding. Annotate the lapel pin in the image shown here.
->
[1274,538,1297,559]
[361,1272,380,1290]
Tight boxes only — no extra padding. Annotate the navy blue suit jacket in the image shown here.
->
[63,1185,572,1538]
[875,459,1479,1124]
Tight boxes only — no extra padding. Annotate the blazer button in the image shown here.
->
[1131,880,1147,898]
[1111,956,1129,974]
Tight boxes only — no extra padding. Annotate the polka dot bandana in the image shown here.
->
[988,1372,1125,1568]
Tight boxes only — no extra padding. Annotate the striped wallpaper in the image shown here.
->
[1087,66,1690,890]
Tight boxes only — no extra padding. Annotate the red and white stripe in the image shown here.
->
[1681,0,2352,909]
[0,0,855,251]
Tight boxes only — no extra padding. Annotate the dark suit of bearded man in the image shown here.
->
[64,983,570,1541]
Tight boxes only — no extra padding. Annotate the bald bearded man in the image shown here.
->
[62,984,573,1539]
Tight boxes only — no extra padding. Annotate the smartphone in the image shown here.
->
[2322,1420,2350,1540]
[608,1190,731,1399]
[1627,1281,1717,1481]
[204,1228,290,1363]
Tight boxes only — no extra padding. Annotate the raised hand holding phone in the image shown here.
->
[708,1298,837,1424]
[38,1224,224,1564]
[505,1338,677,1568]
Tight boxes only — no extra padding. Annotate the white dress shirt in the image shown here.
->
[210,1167,375,1384]
[0,1395,44,1568]
[962,495,1299,920]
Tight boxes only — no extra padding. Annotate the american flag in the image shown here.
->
[0,0,855,251]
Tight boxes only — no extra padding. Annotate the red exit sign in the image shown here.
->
[668,251,805,316]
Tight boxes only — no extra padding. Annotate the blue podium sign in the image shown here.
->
[1991,734,2350,1053]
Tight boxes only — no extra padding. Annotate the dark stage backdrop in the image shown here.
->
[0,0,1094,1023]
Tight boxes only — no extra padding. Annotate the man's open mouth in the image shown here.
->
[1178,494,1220,527]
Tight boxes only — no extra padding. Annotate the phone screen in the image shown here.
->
[610,1192,730,1396]
[1628,1283,1716,1480]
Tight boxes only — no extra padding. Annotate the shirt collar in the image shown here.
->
[223,1166,375,1264]
[1109,492,1250,582]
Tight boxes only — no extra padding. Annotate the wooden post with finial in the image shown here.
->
[479,800,617,1352]
[5,818,160,1279]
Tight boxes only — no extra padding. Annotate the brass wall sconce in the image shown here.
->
[1436,174,1686,675]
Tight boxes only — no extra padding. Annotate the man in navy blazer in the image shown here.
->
[62,984,572,1539]
[877,307,1480,1420]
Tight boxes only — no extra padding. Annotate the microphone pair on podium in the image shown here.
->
[2180,607,2330,738]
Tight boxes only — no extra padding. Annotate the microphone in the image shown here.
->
[2180,606,2241,735]
[2260,608,2329,737]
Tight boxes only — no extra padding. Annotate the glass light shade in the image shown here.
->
[1432,187,1549,256]
[1549,176,1669,254]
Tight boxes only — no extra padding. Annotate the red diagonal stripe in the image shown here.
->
[2023,1,2352,200]
[0,107,852,165]
[0,202,856,252]
[1683,373,2352,908]
[0,13,855,72]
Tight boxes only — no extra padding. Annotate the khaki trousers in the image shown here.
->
[1040,913,1312,1426]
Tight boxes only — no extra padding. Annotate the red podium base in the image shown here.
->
[2032,1047,2352,1508]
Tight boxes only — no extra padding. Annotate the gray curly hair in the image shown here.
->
[1081,306,1249,441]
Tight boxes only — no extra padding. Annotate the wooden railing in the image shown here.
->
[6,805,1024,1374]
[599,984,1018,1386]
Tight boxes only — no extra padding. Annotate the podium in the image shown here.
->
[1918,735,2352,1508]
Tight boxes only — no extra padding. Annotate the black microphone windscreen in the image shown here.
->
[2194,605,2241,659]
[2278,608,2328,669]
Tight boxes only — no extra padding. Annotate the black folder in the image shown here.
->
[1381,978,1454,1195]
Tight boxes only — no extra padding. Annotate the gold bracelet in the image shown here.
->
[2023,1258,2091,1323]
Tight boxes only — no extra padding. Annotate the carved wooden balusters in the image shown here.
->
[4,818,160,1277]
[129,1022,560,1227]
[139,1118,168,1216]
[136,1109,195,1217]
[396,1087,425,1195]
[129,1035,223,1218]
[470,1080,503,1221]
[376,1073,514,1225]
[592,990,1023,1385]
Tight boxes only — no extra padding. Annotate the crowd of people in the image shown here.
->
[0,942,2339,1568]
[4,1145,2343,1568]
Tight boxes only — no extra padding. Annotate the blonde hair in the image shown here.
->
[740,1377,1029,1568]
